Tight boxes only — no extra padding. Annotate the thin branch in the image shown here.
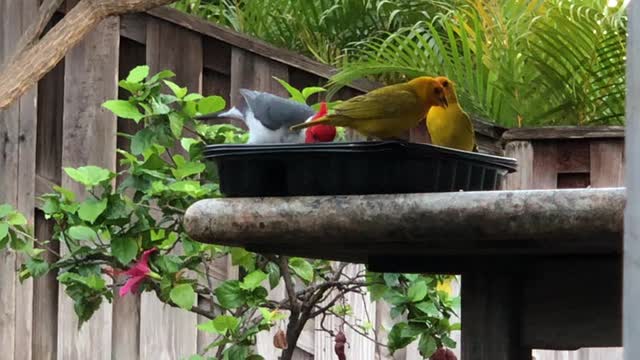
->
[278,256,299,313]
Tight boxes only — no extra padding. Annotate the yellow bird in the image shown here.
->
[426,77,476,152]
[290,77,448,139]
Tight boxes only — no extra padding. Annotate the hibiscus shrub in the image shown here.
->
[0,67,459,359]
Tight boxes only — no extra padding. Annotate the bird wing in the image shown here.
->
[240,89,315,130]
[333,88,420,121]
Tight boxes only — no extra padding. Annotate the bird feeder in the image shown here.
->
[202,140,517,197]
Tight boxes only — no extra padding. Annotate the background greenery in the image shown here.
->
[172,0,628,127]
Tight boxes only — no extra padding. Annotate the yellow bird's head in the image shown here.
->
[408,76,448,109]
[435,76,459,105]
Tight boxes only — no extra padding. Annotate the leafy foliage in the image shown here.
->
[172,0,455,65]
[1,67,458,359]
[331,0,627,126]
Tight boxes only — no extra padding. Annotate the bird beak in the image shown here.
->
[440,95,448,108]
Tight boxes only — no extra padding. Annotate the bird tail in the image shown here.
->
[195,107,244,122]
[289,116,332,131]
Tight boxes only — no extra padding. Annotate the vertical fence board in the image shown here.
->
[503,141,534,190]
[111,36,147,360]
[139,18,201,360]
[531,142,558,189]
[58,16,119,360]
[0,1,39,359]
[32,52,65,360]
[590,139,625,187]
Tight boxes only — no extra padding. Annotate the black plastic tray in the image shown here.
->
[203,141,517,197]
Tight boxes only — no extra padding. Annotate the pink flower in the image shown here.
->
[119,248,159,297]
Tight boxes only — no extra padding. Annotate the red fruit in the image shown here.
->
[334,330,347,360]
[430,347,457,360]
[273,329,288,349]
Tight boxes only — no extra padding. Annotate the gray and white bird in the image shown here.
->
[196,89,335,144]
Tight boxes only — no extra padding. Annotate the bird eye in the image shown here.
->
[442,80,449,88]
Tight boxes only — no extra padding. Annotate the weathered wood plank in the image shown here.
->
[461,272,530,360]
[228,47,289,128]
[503,141,534,190]
[139,18,201,360]
[32,42,66,360]
[120,13,147,44]
[531,142,559,189]
[58,16,119,360]
[146,18,203,92]
[111,36,146,360]
[556,141,590,173]
[0,1,39,359]
[502,126,625,141]
[32,212,59,360]
[590,139,625,187]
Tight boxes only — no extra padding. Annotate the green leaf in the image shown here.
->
[131,128,156,155]
[198,96,226,114]
[151,97,171,115]
[184,93,203,102]
[215,280,245,309]
[442,335,457,348]
[388,323,414,350]
[289,257,314,283]
[164,80,188,99]
[169,113,184,138]
[7,212,27,225]
[127,65,149,83]
[148,70,176,84]
[383,273,400,286]
[415,301,440,317]
[68,226,98,242]
[77,198,108,223]
[119,80,143,95]
[229,247,255,271]
[64,166,113,187]
[181,138,200,152]
[212,315,240,334]
[266,262,280,289]
[223,346,248,360]
[102,100,143,122]
[0,223,8,242]
[407,281,428,302]
[302,86,326,100]
[274,77,305,103]
[0,204,13,218]
[449,322,461,331]
[26,258,49,278]
[171,158,206,180]
[9,232,27,251]
[170,284,196,310]
[111,237,139,265]
[368,284,387,301]
[240,270,267,291]
[418,334,437,358]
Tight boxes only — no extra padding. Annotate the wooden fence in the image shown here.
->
[0,3,624,360]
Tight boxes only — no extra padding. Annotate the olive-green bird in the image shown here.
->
[427,77,477,152]
[289,76,448,139]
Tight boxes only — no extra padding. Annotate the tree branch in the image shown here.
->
[0,0,175,110]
